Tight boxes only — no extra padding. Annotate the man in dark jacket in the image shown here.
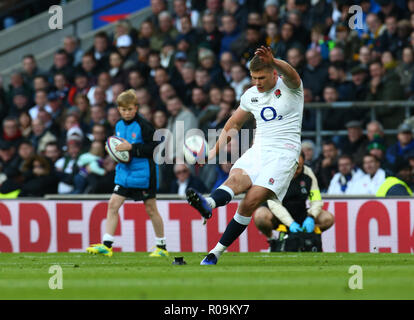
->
[170,163,207,195]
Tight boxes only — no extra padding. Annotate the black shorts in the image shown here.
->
[113,184,156,201]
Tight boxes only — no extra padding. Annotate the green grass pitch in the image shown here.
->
[0,252,413,300]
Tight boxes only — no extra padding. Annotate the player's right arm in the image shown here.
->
[208,106,251,160]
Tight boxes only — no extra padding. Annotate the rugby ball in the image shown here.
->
[183,135,208,165]
[105,136,131,163]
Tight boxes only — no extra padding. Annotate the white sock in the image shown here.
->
[210,242,227,259]
[205,197,216,209]
[103,233,114,243]
[155,237,166,247]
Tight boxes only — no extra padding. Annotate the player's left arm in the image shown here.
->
[304,165,323,219]
[255,46,301,89]
[273,58,302,90]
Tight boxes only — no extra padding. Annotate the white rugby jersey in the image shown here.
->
[240,77,304,152]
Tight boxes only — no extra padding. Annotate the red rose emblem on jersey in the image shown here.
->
[268,178,275,185]
[132,132,136,139]
[275,89,281,98]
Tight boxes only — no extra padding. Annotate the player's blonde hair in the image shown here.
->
[116,89,138,108]
[249,55,276,72]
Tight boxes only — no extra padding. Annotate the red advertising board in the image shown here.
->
[0,199,413,253]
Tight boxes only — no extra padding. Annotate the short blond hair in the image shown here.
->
[116,89,138,108]
[249,54,276,72]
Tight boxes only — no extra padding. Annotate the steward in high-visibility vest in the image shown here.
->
[376,177,413,196]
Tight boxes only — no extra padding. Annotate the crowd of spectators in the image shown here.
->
[1,0,414,197]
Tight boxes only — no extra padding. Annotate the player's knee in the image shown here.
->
[108,199,120,215]
[145,201,159,217]
[253,207,272,228]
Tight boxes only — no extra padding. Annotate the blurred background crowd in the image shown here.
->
[1,0,414,197]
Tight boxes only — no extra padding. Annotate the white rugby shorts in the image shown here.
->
[231,146,299,201]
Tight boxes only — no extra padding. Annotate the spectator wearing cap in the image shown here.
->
[219,14,240,55]
[327,154,364,195]
[197,12,222,56]
[351,154,386,195]
[339,120,369,168]
[367,137,392,173]
[350,65,369,101]
[116,34,136,69]
[168,51,188,89]
[385,123,414,173]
